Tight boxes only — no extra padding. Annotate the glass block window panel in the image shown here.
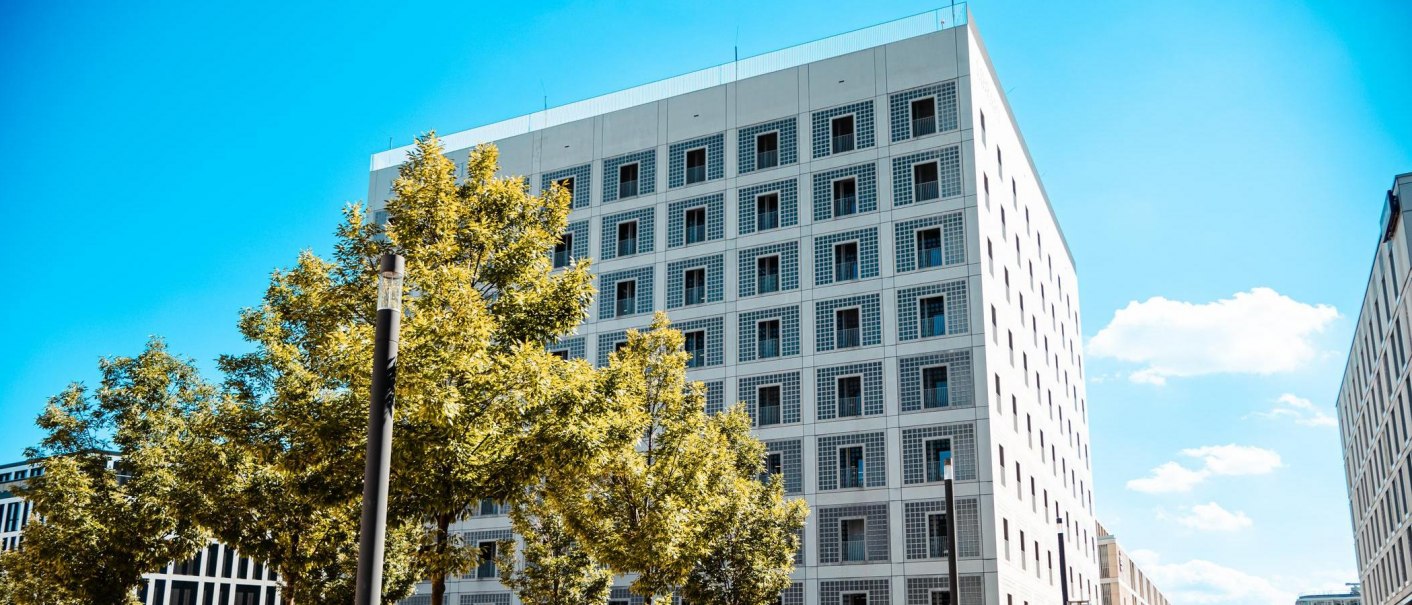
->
[458,593,513,605]
[665,254,724,309]
[894,212,965,273]
[595,329,631,367]
[812,100,874,158]
[819,580,889,605]
[737,306,800,362]
[816,361,884,421]
[814,228,879,286]
[764,439,803,494]
[824,509,890,564]
[814,294,882,352]
[548,336,586,361]
[812,163,877,221]
[598,267,654,320]
[675,316,724,369]
[892,146,963,206]
[740,372,800,426]
[739,117,797,174]
[780,583,804,605]
[738,179,798,234]
[817,432,886,490]
[668,133,724,188]
[600,207,655,260]
[738,242,799,297]
[899,350,973,413]
[890,80,959,142]
[603,149,656,202]
[896,280,968,340]
[905,499,981,559]
[540,164,592,209]
[702,380,725,414]
[458,530,512,579]
[906,576,984,605]
[668,194,724,248]
[552,220,590,268]
[902,423,977,484]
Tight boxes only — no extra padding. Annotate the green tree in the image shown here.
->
[379,135,620,605]
[496,484,613,605]
[199,209,422,604]
[0,340,212,605]
[680,410,809,605]
[549,314,806,604]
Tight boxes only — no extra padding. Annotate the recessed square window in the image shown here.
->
[911,97,937,138]
[916,228,942,269]
[757,319,781,359]
[839,446,864,488]
[756,193,779,230]
[756,255,780,294]
[925,437,952,481]
[757,385,782,426]
[920,295,946,337]
[553,233,573,269]
[683,268,706,306]
[686,148,707,184]
[616,221,638,257]
[756,132,779,169]
[841,519,866,562]
[834,242,859,282]
[614,280,636,318]
[832,178,857,217]
[835,308,860,349]
[618,163,639,199]
[837,375,862,417]
[684,330,706,368]
[556,177,575,197]
[831,115,855,153]
[685,207,707,244]
[923,365,949,409]
[914,162,940,201]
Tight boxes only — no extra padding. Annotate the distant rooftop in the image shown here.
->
[370,4,970,171]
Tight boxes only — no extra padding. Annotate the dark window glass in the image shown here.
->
[757,385,782,426]
[684,268,706,305]
[553,233,573,268]
[757,320,781,358]
[837,376,862,417]
[556,177,574,197]
[619,163,639,198]
[757,256,780,294]
[477,542,497,578]
[834,242,859,282]
[836,308,860,348]
[920,296,946,337]
[756,132,779,169]
[928,513,950,557]
[917,228,942,269]
[841,518,866,561]
[831,115,855,153]
[839,446,864,488]
[925,438,953,481]
[923,366,949,409]
[615,280,636,317]
[685,207,707,244]
[914,162,940,201]
[616,221,638,257]
[832,178,857,217]
[756,193,779,230]
[685,330,706,368]
[686,148,707,184]
[911,97,937,137]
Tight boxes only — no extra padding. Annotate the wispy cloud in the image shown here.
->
[1173,502,1254,532]
[1248,393,1337,427]
[1089,288,1338,385]
[1127,445,1282,493]
[1129,550,1293,604]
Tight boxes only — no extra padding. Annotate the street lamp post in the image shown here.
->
[354,253,404,605]
[1056,516,1069,605]
[944,458,959,603]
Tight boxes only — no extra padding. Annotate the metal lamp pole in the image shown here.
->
[944,458,959,602]
[354,253,404,605]
[1056,515,1069,605]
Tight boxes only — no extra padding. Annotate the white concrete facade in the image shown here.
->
[1337,172,1412,605]
[370,9,1100,605]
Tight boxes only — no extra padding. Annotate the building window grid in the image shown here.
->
[540,164,592,209]
[739,371,802,426]
[894,212,966,273]
[665,255,725,309]
[763,439,804,494]
[816,361,885,421]
[739,242,799,297]
[459,530,513,580]
[812,163,878,221]
[897,280,970,341]
[600,207,656,260]
[818,504,891,564]
[904,498,981,559]
[602,149,656,202]
[738,179,799,234]
[738,117,799,173]
[817,432,887,490]
[667,193,725,248]
[668,133,725,188]
[738,306,801,362]
[902,423,978,484]
[598,267,654,320]
[548,336,586,361]
[701,380,726,415]
[906,575,985,605]
[814,228,880,286]
[820,580,890,605]
[892,146,964,206]
[675,316,725,368]
[812,101,876,158]
[890,81,960,142]
[815,294,883,352]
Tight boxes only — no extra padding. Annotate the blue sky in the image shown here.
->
[2,0,1409,602]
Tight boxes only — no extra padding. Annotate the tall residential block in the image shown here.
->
[1337,171,1412,605]
[370,7,1100,604]
[1096,521,1170,605]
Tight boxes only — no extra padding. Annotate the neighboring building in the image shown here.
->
[0,457,281,605]
[1336,172,1412,605]
[1297,584,1363,605]
[371,5,1100,605]
[1096,522,1169,605]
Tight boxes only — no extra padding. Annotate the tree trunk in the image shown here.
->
[430,514,451,605]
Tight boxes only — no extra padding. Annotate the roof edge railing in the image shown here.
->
[372,4,968,171]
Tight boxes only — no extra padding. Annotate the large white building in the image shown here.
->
[370,6,1100,605]
[0,457,281,605]
[1337,172,1412,605]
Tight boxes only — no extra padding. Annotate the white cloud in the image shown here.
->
[1250,393,1337,427]
[1180,445,1283,476]
[1088,287,1338,385]
[1129,550,1293,604]
[1127,445,1282,493]
[1127,462,1210,494]
[1175,502,1253,532]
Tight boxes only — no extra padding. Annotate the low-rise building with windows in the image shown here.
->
[1096,522,1169,605]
